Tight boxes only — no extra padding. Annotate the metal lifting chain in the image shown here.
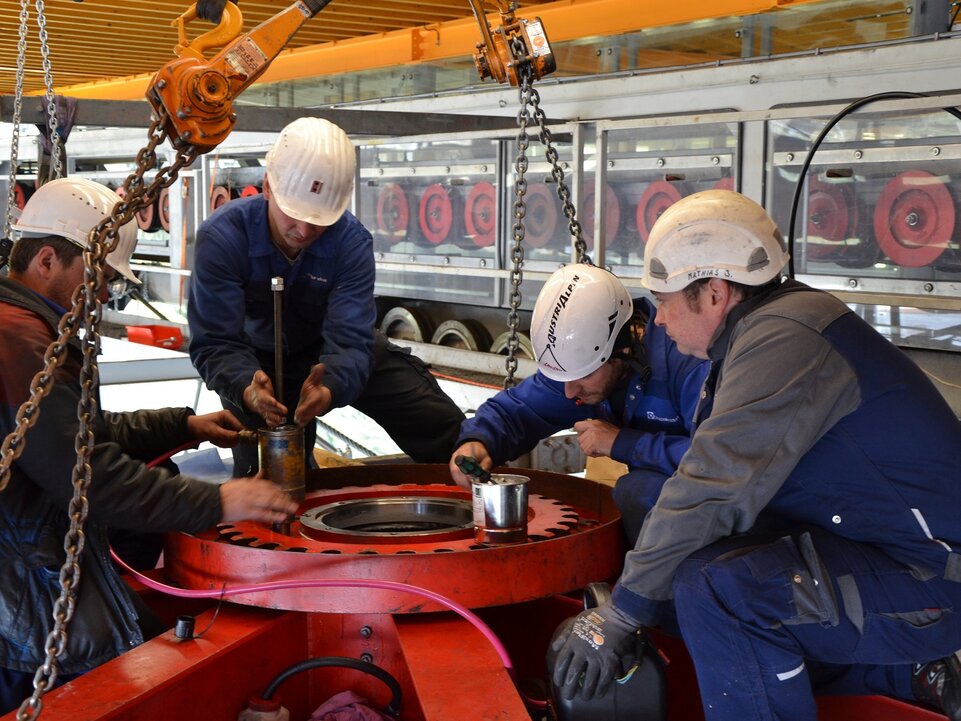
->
[7,109,198,721]
[35,0,62,179]
[527,82,590,266]
[503,51,533,389]
[503,35,591,388]
[3,0,30,240]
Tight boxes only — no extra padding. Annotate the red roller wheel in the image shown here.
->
[874,170,953,268]
[135,197,159,232]
[636,180,683,243]
[158,187,171,232]
[375,183,410,243]
[464,181,496,248]
[210,185,231,212]
[525,184,559,248]
[582,184,621,249]
[713,176,735,191]
[239,184,261,197]
[13,182,32,210]
[418,183,455,245]
[805,177,857,260]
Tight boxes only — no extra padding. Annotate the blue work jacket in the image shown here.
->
[457,299,709,475]
[188,196,377,412]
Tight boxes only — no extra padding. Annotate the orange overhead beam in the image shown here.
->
[54,0,829,100]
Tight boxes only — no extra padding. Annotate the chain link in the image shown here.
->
[34,0,62,180]
[529,88,590,265]
[7,110,198,721]
[3,0,30,240]
[503,41,533,389]
[503,35,590,388]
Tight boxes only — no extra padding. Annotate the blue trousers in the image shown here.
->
[612,469,668,544]
[671,526,961,721]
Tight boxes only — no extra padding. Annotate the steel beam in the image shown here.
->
[0,96,521,135]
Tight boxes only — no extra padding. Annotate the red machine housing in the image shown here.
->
[5,465,947,721]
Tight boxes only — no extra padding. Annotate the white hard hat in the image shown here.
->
[530,264,633,382]
[265,117,356,226]
[642,189,789,293]
[12,177,140,284]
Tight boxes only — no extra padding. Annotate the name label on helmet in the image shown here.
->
[309,180,325,195]
[687,268,733,281]
[546,273,580,349]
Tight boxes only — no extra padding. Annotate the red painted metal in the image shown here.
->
[805,177,858,259]
[524,183,559,247]
[874,170,954,267]
[394,613,533,720]
[376,182,410,243]
[582,183,620,249]
[636,179,683,243]
[418,183,455,244]
[165,467,625,613]
[464,181,497,247]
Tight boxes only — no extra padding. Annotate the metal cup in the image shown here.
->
[258,424,306,534]
[471,473,529,544]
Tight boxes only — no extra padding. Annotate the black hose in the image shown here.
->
[262,655,402,717]
[786,91,961,278]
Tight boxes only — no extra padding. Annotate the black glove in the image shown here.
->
[550,601,640,700]
[196,0,237,23]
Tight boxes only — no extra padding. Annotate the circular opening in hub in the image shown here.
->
[300,496,474,544]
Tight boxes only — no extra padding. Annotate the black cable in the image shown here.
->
[786,91,961,277]
[262,655,402,717]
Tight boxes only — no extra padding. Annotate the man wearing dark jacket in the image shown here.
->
[551,190,961,720]
[0,178,296,713]
[188,117,464,473]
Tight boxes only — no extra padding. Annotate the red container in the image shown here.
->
[125,325,184,351]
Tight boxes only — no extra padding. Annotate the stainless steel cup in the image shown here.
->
[471,473,529,544]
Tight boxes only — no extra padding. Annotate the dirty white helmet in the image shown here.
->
[642,189,789,293]
[265,117,356,226]
[530,264,633,382]
[12,177,140,284]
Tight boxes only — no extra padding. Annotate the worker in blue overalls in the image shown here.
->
[449,263,709,543]
[551,189,961,721]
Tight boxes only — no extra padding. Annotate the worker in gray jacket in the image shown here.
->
[550,189,961,721]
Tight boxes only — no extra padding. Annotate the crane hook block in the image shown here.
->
[147,0,332,154]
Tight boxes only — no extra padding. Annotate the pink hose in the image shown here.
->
[111,548,547,709]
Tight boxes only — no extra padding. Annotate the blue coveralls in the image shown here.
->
[612,282,961,720]
[456,298,709,540]
[188,196,465,468]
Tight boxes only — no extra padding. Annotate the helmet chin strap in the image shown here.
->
[613,310,652,384]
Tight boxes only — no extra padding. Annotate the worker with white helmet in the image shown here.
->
[0,178,297,713]
[551,189,961,721]
[188,117,464,473]
[449,263,708,542]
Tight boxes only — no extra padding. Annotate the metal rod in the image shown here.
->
[271,276,285,420]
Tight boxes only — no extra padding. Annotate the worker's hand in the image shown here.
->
[293,363,332,426]
[243,370,288,427]
[218,476,297,524]
[550,602,641,701]
[196,0,237,23]
[574,419,619,458]
[186,409,245,447]
[449,441,492,490]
